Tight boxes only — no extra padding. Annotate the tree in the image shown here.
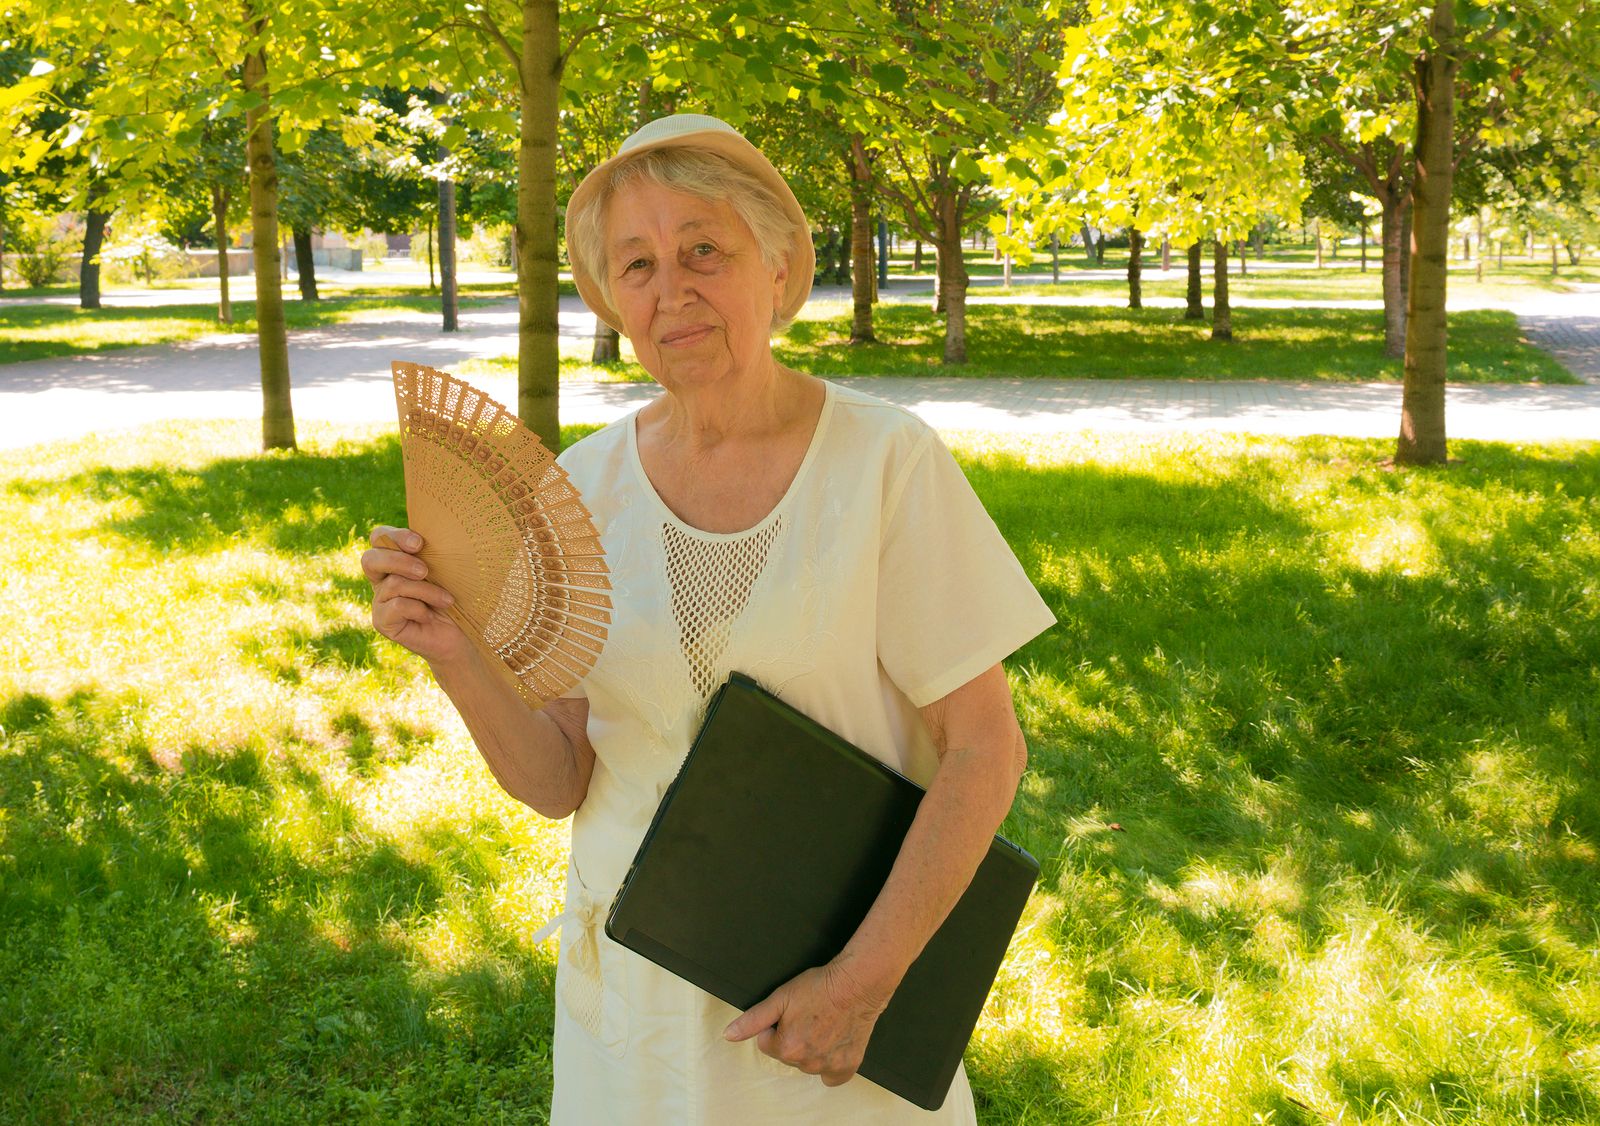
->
[1044,0,1307,342]
[3,2,442,450]
[862,0,1062,364]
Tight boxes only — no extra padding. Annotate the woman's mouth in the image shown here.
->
[659,325,715,347]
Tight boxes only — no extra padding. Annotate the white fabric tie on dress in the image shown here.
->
[533,884,602,977]
[536,873,612,1041]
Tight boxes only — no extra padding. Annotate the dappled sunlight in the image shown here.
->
[4,421,1598,1121]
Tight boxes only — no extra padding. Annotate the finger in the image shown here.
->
[361,548,430,585]
[375,576,455,611]
[820,1069,855,1087]
[369,525,424,552]
[374,595,437,635]
[754,1027,778,1059]
[725,994,784,1042]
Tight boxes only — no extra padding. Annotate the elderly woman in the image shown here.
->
[364,114,1054,1123]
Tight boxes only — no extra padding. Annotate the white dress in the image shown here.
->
[546,381,1055,1124]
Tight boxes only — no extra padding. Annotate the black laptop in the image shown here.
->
[604,672,1039,1111]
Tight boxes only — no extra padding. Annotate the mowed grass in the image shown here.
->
[889,245,1600,295]
[782,303,1574,383]
[3,422,1599,1123]
[0,293,518,365]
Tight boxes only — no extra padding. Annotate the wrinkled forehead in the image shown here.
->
[603,184,750,257]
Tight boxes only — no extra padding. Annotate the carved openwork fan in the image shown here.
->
[387,360,611,706]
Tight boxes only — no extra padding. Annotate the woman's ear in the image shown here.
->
[771,256,790,313]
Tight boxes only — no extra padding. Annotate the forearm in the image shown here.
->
[429,648,593,819]
[833,733,1025,1003]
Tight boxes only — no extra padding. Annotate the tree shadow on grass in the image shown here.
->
[0,687,555,1123]
[971,443,1600,1118]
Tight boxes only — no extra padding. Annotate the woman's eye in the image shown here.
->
[624,258,648,272]
[692,243,715,256]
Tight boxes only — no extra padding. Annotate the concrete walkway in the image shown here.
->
[3,287,1597,452]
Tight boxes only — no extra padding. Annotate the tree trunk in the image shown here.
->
[1185,241,1204,319]
[1252,225,1264,258]
[931,243,944,313]
[1051,232,1059,283]
[1002,205,1013,287]
[1211,238,1232,340]
[876,216,887,295]
[1315,220,1324,268]
[1161,235,1170,271]
[212,184,232,325]
[1567,242,1581,267]
[1381,196,1407,357]
[1396,0,1456,467]
[936,191,968,364]
[1475,211,1484,283]
[1081,224,1095,264]
[243,28,295,451]
[848,136,875,344]
[1360,221,1368,273]
[1551,236,1559,275]
[1237,239,1247,276]
[913,239,923,271]
[292,226,318,301]
[1399,206,1412,307]
[1126,228,1142,309]
[426,219,435,292]
[79,206,108,310]
[517,0,561,444]
[438,144,459,333]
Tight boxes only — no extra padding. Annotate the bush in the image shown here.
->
[9,212,75,287]
[458,223,513,269]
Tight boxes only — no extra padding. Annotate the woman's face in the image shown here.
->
[603,179,788,394]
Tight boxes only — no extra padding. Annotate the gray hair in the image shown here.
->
[567,146,802,331]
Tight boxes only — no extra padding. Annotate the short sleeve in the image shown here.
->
[877,431,1056,707]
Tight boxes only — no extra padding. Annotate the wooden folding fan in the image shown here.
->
[387,360,611,706]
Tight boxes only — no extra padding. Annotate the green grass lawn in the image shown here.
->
[460,303,1575,386]
[0,288,549,366]
[884,247,1599,303]
[3,422,1597,1123]
[783,304,1575,384]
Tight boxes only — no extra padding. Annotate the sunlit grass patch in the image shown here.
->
[775,304,1574,384]
[3,423,1599,1122]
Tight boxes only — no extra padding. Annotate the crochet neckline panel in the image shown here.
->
[662,517,784,698]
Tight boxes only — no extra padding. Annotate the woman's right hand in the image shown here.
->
[361,524,472,667]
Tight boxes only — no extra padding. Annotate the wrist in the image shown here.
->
[427,644,491,687]
[830,942,908,1013]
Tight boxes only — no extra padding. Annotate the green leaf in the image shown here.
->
[869,63,908,92]
[817,59,850,87]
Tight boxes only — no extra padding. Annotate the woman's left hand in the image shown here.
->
[722,959,892,1086]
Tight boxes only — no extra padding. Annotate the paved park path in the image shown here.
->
[1,279,1595,452]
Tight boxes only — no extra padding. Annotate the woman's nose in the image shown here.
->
[654,258,696,310]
